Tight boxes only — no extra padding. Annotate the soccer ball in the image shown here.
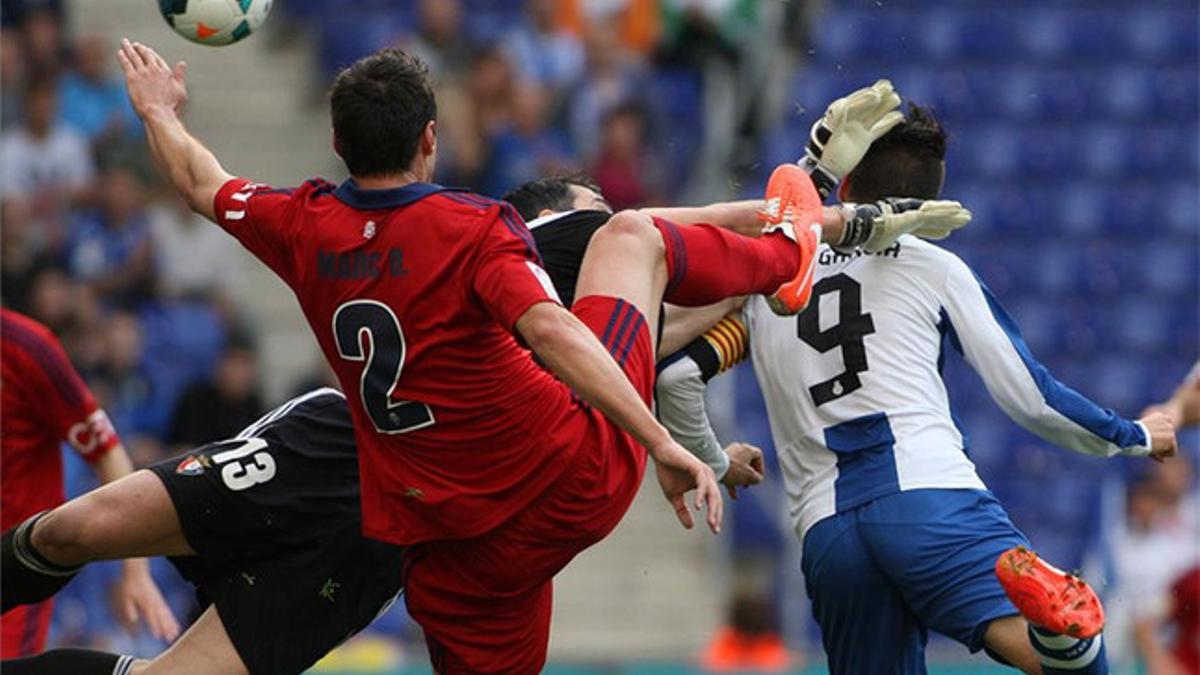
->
[159,0,273,47]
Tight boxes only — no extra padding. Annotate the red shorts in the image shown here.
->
[404,296,653,674]
[1,599,53,658]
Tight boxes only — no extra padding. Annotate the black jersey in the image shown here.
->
[148,389,404,675]
[528,209,611,308]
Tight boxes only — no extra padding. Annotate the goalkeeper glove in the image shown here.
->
[835,199,972,253]
[800,80,904,200]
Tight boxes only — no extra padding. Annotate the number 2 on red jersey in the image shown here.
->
[332,300,436,434]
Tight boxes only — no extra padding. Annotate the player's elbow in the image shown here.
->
[515,302,577,355]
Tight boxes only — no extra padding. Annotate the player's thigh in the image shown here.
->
[802,513,929,674]
[575,209,667,336]
[32,470,191,565]
[406,559,554,675]
[572,296,656,404]
[132,606,247,675]
[859,489,1029,654]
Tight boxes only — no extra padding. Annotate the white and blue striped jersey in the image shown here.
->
[658,236,1150,540]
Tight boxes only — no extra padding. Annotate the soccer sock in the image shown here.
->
[1028,625,1109,675]
[653,218,801,306]
[2,649,134,675]
[0,512,82,613]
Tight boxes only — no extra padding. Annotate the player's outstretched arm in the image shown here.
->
[656,313,764,497]
[516,302,724,533]
[942,254,1176,461]
[118,39,232,221]
[1142,362,1200,430]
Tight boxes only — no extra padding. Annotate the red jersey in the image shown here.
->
[213,178,598,545]
[1,309,119,529]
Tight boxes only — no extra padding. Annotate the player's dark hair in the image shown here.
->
[502,173,602,221]
[330,49,437,178]
[846,103,947,202]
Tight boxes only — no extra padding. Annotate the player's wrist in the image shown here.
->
[799,155,838,201]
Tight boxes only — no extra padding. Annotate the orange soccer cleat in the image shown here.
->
[757,164,824,315]
[995,545,1106,639]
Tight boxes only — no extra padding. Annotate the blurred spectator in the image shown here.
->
[1,29,26,128]
[1107,458,1200,673]
[149,191,240,304]
[85,310,166,460]
[0,0,63,30]
[700,591,797,672]
[478,82,576,198]
[1167,567,1199,674]
[557,0,662,58]
[0,197,52,312]
[591,103,662,210]
[395,0,482,186]
[657,0,755,67]
[57,34,139,142]
[0,76,94,239]
[567,16,647,160]
[16,5,66,75]
[167,339,264,449]
[65,166,157,308]
[503,0,585,92]
[401,0,471,76]
[466,46,517,145]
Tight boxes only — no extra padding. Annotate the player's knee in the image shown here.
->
[593,210,664,257]
[30,503,99,566]
[125,659,154,675]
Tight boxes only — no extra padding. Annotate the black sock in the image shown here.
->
[2,648,134,675]
[1,512,82,613]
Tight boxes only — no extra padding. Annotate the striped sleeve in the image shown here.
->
[654,313,749,479]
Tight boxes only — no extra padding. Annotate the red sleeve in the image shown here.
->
[12,322,119,462]
[213,178,305,280]
[471,203,562,330]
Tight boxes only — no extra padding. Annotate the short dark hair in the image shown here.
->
[845,103,947,202]
[502,173,601,221]
[330,49,437,178]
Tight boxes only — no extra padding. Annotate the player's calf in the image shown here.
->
[0,512,82,612]
[996,546,1109,675]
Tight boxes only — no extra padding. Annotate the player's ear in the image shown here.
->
[332,132,343,160]
[421,120,436,157]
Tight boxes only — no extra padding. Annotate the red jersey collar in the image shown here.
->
[334,179,448,210]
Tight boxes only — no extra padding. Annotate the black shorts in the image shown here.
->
[147,390,405,675]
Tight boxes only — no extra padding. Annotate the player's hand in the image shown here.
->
[1138,411,1178,463]
[721,442,765,500]
[800,80,904,199]
[650,438,724,534]
[840,199,972,252]
[113,557,181,641]
[117,38,188,118]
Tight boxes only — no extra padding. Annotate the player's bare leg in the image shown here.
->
[132,606,248,675]
[574,209,670,339]
[33,469,192,564]
[3,607,248,675]
[2,470,191,613]
[983,616,1045,674]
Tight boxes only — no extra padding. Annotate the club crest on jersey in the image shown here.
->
[363,220,376,239]
[175,454,211,476]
